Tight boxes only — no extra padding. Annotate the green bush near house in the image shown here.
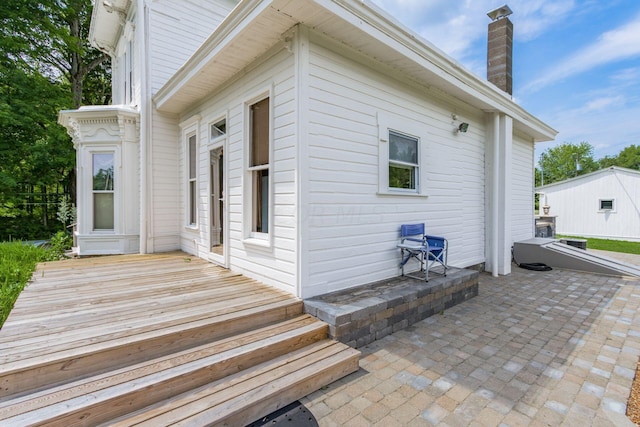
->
[0,240,68,328]
[557,235,640,255]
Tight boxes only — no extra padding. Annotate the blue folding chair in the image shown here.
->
[398,223,448,281]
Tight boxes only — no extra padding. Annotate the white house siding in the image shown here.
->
[149,110,182,252]
[511,134,535,243]
[147,0,239,94]
[302,35,486,297]
[178,47,298,295]
[541,168,640,241]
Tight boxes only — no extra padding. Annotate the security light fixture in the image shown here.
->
[457,122,469,133]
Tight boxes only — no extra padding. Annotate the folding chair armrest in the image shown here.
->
[402,237,424,244]
[425,235,447,244]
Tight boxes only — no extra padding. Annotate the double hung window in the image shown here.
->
[249,98,270,234]
[92,153,115,230]
[188,134,197,226]
[388,130,419,191]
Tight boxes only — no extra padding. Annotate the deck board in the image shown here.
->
[0,252,300,377]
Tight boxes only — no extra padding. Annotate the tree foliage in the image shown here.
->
[536,142,640,188]
[536,142,599,186]
[0,0,111,240]
[598,145,640,170]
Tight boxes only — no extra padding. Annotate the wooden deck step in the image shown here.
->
[0,298,303,399]
[0,315,346,426]
[105,341,360,427]
[0,253,361,426]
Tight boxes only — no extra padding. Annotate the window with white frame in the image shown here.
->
[599,199,614,211]
[92,153,115,230]
[249,97,270,234]
[377,112,427,196]
[187,134,197,226]
[389,130,419,190]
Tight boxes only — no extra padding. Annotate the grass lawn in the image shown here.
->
[557,235,640,255]
[0,242,54,328]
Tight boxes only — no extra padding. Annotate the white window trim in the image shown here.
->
[180,116,200,231]
[598,198,616,212]
[88,147,120,234]
[377,112,429,197]
[243,87,274,248]
[207,114,228,263]
[209,115,227,147]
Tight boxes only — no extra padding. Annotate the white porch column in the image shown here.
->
[486,112,513,276]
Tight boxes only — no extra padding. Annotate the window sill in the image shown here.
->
[376,191,429,198]
[243,236,272,249]
[90,230,116,235]
[184,225,199,232]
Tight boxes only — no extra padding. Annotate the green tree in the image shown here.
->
[0,0,110,240]
[1,0,110,108]
[536,142,599,186]
[599,145,640,170]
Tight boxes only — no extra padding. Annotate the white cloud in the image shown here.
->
[369,0,579,64]
[523,12,640,93]
[582,95,625,112]
[514,0,576,40]
[538,90,640,158]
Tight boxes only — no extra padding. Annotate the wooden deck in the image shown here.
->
[0,252,359,426]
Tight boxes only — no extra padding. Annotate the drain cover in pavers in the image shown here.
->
[246,401,319,426]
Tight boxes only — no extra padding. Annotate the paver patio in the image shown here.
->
[302,261,640,426]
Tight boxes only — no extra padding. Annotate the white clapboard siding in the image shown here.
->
[148,0,238,94]
[175,48,298,294]
[150,110,181,252]
[511,135,535,243]
[302,36,486,297]
[542,168,640,241]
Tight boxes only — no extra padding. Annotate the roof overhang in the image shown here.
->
[154,0,557,142]
[89,0,132,56]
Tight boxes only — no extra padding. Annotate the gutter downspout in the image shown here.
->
[137,0,149,253]
[492,112,500,277]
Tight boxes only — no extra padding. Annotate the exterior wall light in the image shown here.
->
[452,114,469,134]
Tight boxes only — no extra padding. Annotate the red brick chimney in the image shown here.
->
[487,5,513,95]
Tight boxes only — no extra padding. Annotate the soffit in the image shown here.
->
[154,0,557,141]
[90,0,132,55]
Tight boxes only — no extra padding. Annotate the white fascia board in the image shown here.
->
[58,104,139,125]
[536,166,640,191]
[154,0,556,141]
[323,0,557,141]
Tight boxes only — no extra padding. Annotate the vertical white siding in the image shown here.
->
[511,135,535,243]
[177,48,298,294]
[302,35,486,297]
[542,169,640,241]
[147,0,239,94]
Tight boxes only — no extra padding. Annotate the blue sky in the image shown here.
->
[369,0,640,162]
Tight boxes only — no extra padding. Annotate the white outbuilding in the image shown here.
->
[537,166,640,242]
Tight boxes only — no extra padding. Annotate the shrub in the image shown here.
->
[0,242,50,327]
[47,231,73,260]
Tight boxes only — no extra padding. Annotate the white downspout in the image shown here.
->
[137,0,149,253]
[492,113,500,277]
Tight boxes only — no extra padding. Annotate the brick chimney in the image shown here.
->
[487,5,513,95]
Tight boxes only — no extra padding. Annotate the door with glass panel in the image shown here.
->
[209,118,226,261]
[210,147,224,256]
